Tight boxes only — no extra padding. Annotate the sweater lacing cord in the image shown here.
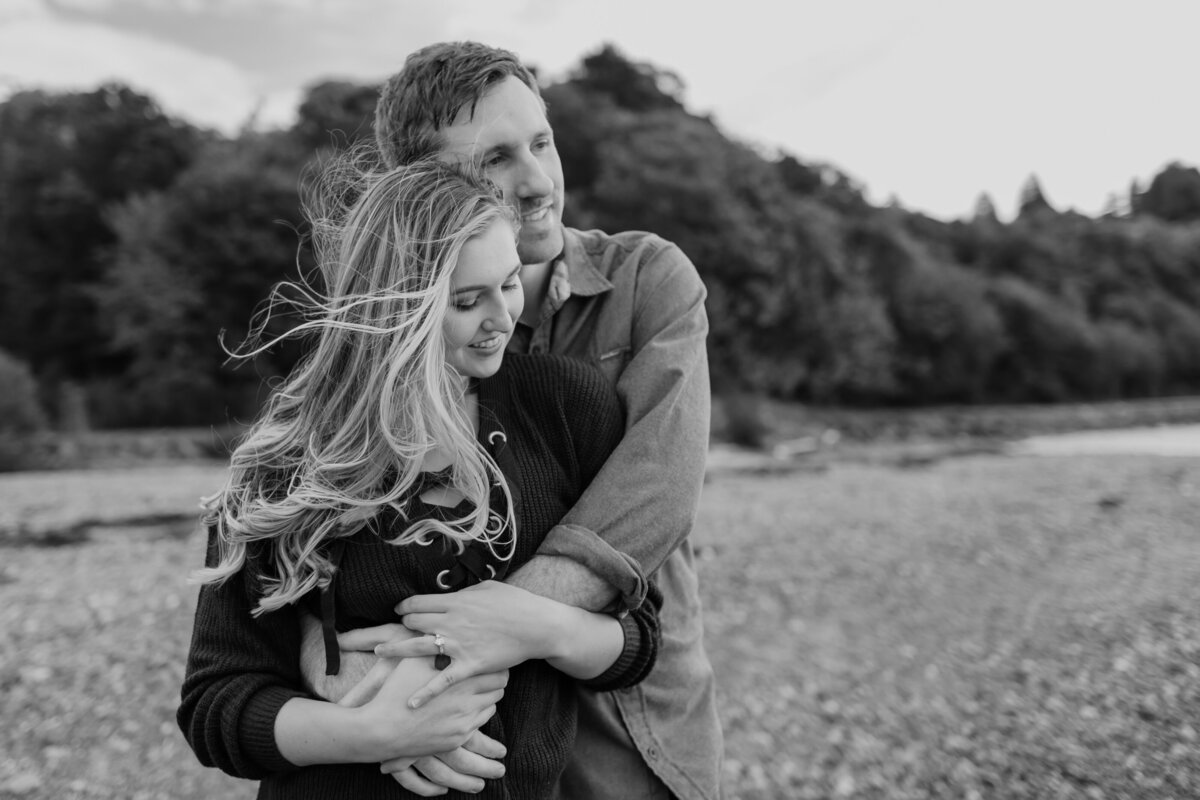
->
[319,538,347,676]
[317,409,520,674]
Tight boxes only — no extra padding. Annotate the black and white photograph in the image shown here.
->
[2,2,1199,798]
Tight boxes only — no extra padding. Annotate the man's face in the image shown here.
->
[437,76,565,266]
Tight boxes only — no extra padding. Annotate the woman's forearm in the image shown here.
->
[541,603,624,680]
[274,654,504,766]
[275,697,387,765]
[392,582,629,681]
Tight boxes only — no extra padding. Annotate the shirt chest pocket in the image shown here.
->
[596,345,631,384]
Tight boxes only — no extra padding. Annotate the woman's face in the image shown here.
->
[443,219,524,380]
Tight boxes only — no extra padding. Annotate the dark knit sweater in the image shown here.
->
[178,354,661,799]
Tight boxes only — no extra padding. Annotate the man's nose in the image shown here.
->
[514,151,553,198]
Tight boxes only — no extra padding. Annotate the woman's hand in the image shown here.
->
[352,655,508,762]
[381,730,508,796]
[329,624,422,707]
[298,615,419,704]
[272,655,507,767]
[379,581,567,708]
[346,657,508,794]
[338,623,511,792]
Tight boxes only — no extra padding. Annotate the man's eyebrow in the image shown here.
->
[452,265,522,295]
[478,142,509,158]
[479,126,552,154]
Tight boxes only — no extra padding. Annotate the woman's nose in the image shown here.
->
[482,299,512,332]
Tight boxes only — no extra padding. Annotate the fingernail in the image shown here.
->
[408,698,422,709]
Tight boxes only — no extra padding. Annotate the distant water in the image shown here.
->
[1010,424,1200,457]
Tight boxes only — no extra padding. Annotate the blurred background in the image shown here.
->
[2,0,1200,456]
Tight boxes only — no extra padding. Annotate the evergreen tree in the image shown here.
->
[1017,174,1055,217]
[973,192,999,222]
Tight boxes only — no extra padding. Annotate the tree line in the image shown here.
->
[2,45,1200,433]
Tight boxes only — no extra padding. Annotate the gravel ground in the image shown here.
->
[2,452,1200,798]
[695,456,1200,798]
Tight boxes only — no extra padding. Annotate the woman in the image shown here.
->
[178,159,660,799]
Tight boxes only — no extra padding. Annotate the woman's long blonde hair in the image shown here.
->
[194,156,519,615]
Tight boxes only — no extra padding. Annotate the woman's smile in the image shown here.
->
[444,219,524,379]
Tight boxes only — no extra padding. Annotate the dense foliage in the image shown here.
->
[2,47,1199,429]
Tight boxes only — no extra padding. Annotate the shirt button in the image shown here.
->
[531,344,545,354]
[646,746,659,760]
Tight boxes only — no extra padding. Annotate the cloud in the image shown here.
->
[44,0,455,91]
[6,0,1199,218]
[0,0,46,22]
[722,2,1200,218]
[0,12,266,133]
[0,0,483,133]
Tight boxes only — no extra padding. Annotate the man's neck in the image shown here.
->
[518,260,553,327]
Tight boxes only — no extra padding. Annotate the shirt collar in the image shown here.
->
[558,227,614,297]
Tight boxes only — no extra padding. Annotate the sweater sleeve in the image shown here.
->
[583,580,663,691]
[177,528,308,779]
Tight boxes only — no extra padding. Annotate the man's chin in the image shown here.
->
[518,227,564,265]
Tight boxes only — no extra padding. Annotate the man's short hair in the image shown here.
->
[375,41,543,169]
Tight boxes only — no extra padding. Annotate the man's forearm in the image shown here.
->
[505,554,619,612]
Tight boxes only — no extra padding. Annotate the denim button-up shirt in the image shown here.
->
[510,226,723,800]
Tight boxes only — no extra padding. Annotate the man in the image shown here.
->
[307,41,722,800]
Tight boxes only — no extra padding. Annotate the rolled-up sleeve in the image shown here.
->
[542,242,710,610]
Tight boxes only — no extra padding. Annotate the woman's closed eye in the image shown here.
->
[452,266,521,312]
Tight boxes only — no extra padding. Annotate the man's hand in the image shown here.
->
[378,581,564,708]
[381,730,508,795]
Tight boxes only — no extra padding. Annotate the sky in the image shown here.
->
[1,0,1198,221]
